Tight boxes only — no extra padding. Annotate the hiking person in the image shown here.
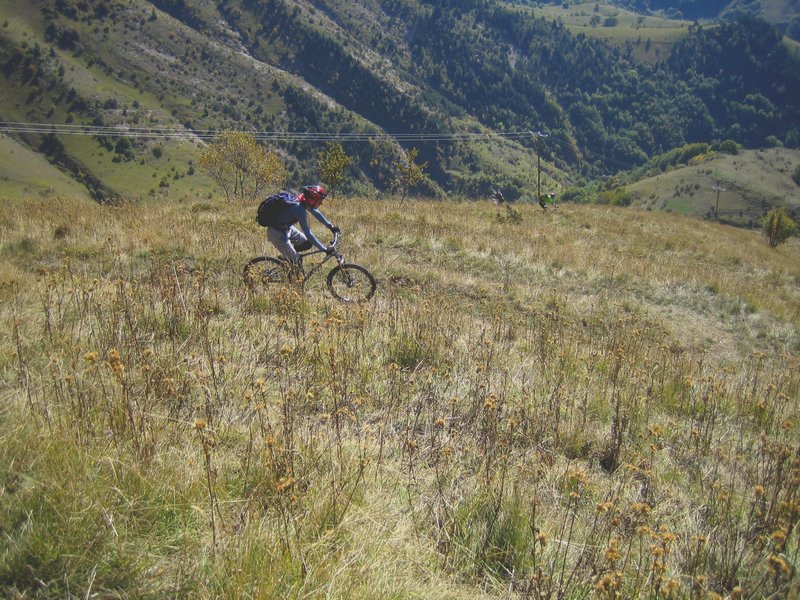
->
[264,185,339,267]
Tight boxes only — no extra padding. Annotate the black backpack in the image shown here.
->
[256,191,297,227]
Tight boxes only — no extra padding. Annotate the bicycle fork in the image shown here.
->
[333,253,356,288]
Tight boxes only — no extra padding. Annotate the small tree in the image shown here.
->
[318,141,352,192]
[197,130,285,203]
[391,147,428,202]
[114,136,134,161]
[718,139,740,155]
[762,207,797,248]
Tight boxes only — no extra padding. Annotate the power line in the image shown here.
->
[0,119,649,175]
[0,121,539,143]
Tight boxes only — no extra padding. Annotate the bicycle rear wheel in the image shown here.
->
[243,256,289,291]
[326,263,377,303]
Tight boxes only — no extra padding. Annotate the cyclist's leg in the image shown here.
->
[289,226,312,252]
[267,226,303,280]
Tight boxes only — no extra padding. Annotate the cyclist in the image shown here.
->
[266,185,339,267]
[489,188,506,205]
[539,192,557,210]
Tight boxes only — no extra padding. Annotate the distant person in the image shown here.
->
[539,192,557,210]
[489,188,506,205]
[265,185,339,268]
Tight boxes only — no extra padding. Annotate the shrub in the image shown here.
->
[595,187,632,206]
[560,186,590,203]
[762,207,797,248]
[114,137,134,161]
[718,139,740,155]
[792,164,800,186]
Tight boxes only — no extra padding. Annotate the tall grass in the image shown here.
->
[1,194,798,598]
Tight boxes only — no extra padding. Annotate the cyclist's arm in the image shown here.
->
[309,207,334,230]
[297,209,328,251]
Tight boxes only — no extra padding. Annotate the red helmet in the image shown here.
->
[299,185,327,209]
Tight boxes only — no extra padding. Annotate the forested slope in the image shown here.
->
[0,0,798,200]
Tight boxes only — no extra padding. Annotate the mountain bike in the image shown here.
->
[243,231,377,303]
[538,192,559,210]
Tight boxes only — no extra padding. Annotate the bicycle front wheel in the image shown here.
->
[243,256,289,291]
[327,263,377,303]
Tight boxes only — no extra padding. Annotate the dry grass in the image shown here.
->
[1,193,798,598]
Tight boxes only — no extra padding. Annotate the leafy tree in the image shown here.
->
[197,131,284,203]
[114,137,134,161]
[762,207,797,248]
[38,133,65,159]
[717,140,740,155]
[317,142,352,192]
[792,164,800,187]
[391,147,428,202]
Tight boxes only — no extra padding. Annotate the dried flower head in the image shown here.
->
[767,555,792,577]
[596,501,614,513]
[770,529,788,552]
[105,348,125,378]
[604,537,622,563]
[276,476,295,492]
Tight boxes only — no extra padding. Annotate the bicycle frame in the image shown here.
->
[293,247,343,284]
[245,230,376,302]
[290,231,345,285]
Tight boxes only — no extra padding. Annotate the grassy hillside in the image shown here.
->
[0,133,88,198]
[627,147,800,226]
[725,0,800,34]
[531,1,798,63]
[533,2,696,63]
[0,0,303,200]
[0,0,563,201]
[615,0,798,28]
[1,192,798,598]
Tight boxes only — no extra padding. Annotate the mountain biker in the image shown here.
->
[489,188,506,205]
[266,184,339,267]
[538,192,557,210]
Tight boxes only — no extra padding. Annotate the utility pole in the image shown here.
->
[530,130,549,200]
[713,182,726,218]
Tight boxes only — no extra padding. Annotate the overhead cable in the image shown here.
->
[0,121,540,143]
[0,120,645,173]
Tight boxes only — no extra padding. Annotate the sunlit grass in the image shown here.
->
[0,135,89,198]
[1,193,798,598]
[531,2,696,63]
